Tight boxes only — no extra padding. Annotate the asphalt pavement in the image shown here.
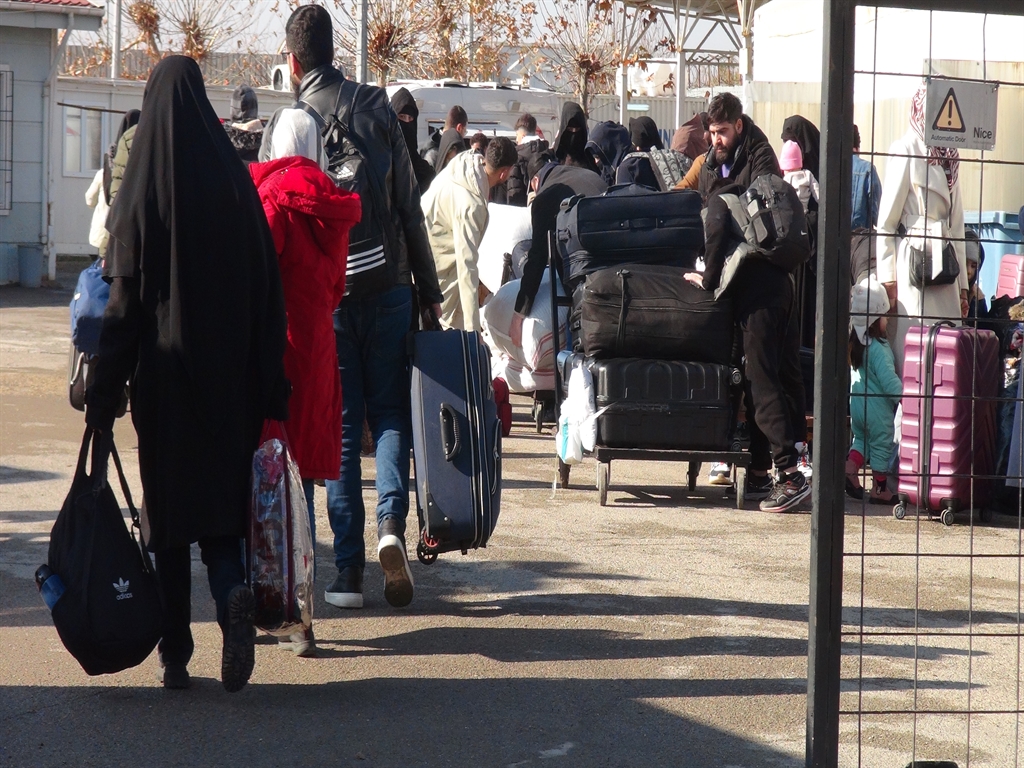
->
[1,268,1021,767]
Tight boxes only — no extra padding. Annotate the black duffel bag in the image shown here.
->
[556,186,704,289]
[47,428,163,676]
[579,264,734,364]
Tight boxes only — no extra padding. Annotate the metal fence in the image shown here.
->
[809,1,1024,766]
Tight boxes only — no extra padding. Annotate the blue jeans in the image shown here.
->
[325,284,412,572]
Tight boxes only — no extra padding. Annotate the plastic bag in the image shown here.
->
[556,361,596,464]
[247,421,313,636]
[480,272,568,374]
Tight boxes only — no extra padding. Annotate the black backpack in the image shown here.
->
[299,81,397,299]
[47,429,163,675]
[738,174,811,272]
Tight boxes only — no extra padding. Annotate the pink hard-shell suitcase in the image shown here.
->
[994,254,1024,300]
[895,321,1000,525]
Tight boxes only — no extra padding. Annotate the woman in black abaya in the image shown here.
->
[781,114,821,351]
[86,56,289,693]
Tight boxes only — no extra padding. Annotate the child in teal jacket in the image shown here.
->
[845,277,903,503]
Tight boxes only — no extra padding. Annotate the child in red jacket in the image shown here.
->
[250,109,361,655]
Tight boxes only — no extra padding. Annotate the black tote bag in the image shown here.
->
[47,429,163,676]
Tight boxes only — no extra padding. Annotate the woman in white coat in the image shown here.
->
[876,86,969,372]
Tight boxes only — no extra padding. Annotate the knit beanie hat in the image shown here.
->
[230,85,258,122]
[850,276,890,345]
[780,140,803,173]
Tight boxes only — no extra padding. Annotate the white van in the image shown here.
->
[384,80,564,147]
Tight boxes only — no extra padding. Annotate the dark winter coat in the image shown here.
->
[86,56,289,551]
[697,115,782,203]
[225,120,265,166]
[251,156,361,479]
[501,137,551,206]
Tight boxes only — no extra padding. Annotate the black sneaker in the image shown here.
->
[760,471,811,513]
[726,472,774,501]
[377,517,414,608]
[221,585,256,693]
[325,566,363,609]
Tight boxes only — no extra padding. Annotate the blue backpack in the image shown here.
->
[70,259,108,357]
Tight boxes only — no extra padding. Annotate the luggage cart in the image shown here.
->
[547,234,753,508]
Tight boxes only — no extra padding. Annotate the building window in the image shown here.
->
[63,105,107,176]
[0,67,12,213]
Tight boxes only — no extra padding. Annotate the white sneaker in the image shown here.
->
[708,463,732,485]
[378,519,414,608]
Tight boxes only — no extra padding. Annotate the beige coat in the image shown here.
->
[876,130,967,371]
[421,151,490,332]
[85,168,109,253]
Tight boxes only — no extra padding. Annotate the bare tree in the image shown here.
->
[537,0,617,113]
[332,0,429,85]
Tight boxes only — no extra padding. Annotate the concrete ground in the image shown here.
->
[1,264,1021,767]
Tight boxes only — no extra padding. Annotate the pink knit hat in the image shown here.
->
[780,140,803,172]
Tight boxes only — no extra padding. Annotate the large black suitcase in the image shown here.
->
[411,330,501,563]
[556,187,703,288]
[579,264,733,364]
[561,355,734,450]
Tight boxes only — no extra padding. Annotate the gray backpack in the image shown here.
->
[647,148,692,191]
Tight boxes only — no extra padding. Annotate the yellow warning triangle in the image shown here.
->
[932,88,965,133]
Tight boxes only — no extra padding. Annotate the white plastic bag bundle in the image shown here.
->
[477,203,533,294]
[556,361,596,464]
[481,272,568,382]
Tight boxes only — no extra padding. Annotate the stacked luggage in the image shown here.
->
[554,186,743,463]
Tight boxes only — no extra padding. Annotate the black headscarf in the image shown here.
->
[586,121,631,185]
[629,116,663,151]
[553,101,589,162]
[103,109,141,203]
[105,56,284,429]
[434,127,468,174]
[781,115,820,178]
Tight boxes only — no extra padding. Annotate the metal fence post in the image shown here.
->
[806,0,856,765]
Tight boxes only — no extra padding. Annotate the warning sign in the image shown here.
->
[931,88,964,133]
[925,78,998,152]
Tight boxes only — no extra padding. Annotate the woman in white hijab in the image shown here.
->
[269,108,326,169]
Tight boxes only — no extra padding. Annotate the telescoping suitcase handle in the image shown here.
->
[919,320,956,507]
[439,403,461,462]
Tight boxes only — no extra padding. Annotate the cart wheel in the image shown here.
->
[597,462,609,507]
[979,506,995,524]
[940,506,956,527]
[687,461,699,492]
[736,467,746,510]
[416,540,438,565]
[557,458,571,489]
[892,503,907,521]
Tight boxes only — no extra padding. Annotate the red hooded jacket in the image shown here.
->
[250,156,361,479]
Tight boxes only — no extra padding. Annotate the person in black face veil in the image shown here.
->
[103,109,140,205]
[552,101,597,172]
[85,56,290,694]
[390,87,435,193]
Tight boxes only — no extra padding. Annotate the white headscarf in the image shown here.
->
[270,108,326,170]
[850,275,890,345]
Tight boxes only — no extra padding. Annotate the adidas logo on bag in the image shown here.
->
[112,577,133,601]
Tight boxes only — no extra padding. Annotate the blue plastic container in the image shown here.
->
[964,211,1021,300]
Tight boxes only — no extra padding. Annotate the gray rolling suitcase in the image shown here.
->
[410,330,502,564]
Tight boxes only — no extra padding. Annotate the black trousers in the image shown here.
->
[739,283,806,474]
[154,536,245,666]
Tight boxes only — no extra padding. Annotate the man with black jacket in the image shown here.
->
[697,93,782,204]
[262,4,443,610]
[687,94,810,513]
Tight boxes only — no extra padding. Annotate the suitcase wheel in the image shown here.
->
[416,532,439,565]
[892,502,907,521]
[597,462,609,507]
[940,507,956,527]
